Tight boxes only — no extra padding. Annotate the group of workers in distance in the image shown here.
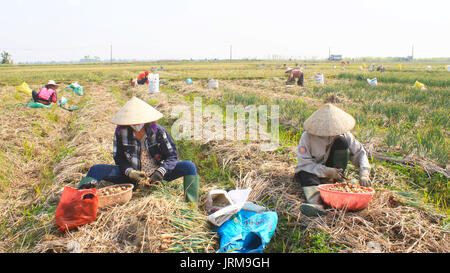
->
[34,68,372,217]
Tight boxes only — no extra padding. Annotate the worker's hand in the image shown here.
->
[149,170,164,183]
[325,167,344,180]
[359,176,371,187]
[359,169,371,187]
[128,170,147,183]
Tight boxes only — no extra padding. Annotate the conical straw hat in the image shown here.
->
[303,103,355,136]
[111,96,163,125]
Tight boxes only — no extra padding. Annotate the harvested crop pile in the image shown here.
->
[328,182,372,193]
[99,185,131,196]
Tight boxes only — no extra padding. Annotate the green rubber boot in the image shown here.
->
[183,175,199,206]
[77,176,98,189]
[300,186,326,217]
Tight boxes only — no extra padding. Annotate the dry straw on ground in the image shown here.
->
[169,78,449,252]
[1,79,448,253]
[211,138,449,252]
[32,83,216,253]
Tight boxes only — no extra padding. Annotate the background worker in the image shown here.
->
[285,67,304,86]
[293,103,371,217]
[376,64,385,72]
[130,70,151,86]
[31,80,58,105]
[77,97,200,205]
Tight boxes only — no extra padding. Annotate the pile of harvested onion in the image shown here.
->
[328,182,371,193]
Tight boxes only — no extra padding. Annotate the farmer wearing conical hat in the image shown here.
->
[285,67,304,86]
[78,97,199,205]
[293,103,371,217]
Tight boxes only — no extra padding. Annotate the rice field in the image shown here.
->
[0,60,448,253]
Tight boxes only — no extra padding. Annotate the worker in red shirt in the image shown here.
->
[285,67,304,86]
[31,80,58,105]
[130,70,151,86]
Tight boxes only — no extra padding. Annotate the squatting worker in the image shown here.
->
[32,80,58,105]
[285,67,304,86]
[130,70,151,86]
[293,103,371,217]
[78,97,200,206]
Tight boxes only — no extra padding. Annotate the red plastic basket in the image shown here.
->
[318,184,375,211]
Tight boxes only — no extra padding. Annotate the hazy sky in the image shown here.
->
[1,0,449,62]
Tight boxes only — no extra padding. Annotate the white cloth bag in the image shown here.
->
[148,74,160,94]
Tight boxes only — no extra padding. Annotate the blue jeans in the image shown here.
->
[86,160,197,185]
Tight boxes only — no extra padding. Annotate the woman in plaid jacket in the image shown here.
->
[78,97,199,205]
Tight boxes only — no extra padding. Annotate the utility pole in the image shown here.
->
[411,44,414,62]
[230,45,232,61]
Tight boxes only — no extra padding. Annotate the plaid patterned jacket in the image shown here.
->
[113,123,178,177]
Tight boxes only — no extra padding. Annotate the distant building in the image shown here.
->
[328,54,342,61]
[79,55,101,63]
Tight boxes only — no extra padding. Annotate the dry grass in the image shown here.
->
[0,74,448,253]
[33,192,216,253]
[0,81,218,253]
[212,139,449,252]
[309,189,449,253]
[37,83,216,253]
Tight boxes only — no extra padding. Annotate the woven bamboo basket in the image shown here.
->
[98,184,134,209]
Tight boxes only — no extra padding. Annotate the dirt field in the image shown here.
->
[0,61,448,253]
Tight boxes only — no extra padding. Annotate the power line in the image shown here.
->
[1,46,92,51]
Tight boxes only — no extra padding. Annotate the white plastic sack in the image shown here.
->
[148,74,160,94]
[241,202,267,213]
[207,204,242,227]
[227,188,251,205]
[208,79,219,89]
[206,188,251,226]
[447,65,450,72]
[367,78,377,86]
[314,73,324,84]
[58,96,68,106]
